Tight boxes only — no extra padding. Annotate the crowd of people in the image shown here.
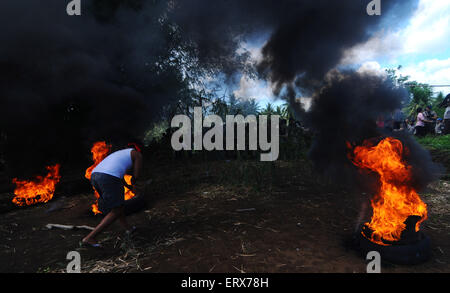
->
[378,94,450,137]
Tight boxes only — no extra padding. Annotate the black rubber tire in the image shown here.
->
[124,194,147,216]
[358,232,431,265]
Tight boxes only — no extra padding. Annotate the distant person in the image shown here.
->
[415,107,432,137]
[435,118,445,135]
[393,109,405,131]
[81,142,143,247]
[424,105,438,134]
[405,119,415,134]
[445,96,450,135]
[424,105,438,120]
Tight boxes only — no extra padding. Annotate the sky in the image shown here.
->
[232,0,450,109]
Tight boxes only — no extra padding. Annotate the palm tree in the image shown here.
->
[211,96,230,119]
[241,99,260,116]
[281,103,294,121]
[260,103,276,116]
[275,106,283,116]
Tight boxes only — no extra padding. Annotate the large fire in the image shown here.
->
[86,141,136,214]
[85,141,111,214]
[85,141,112,181]
[349,137,427,246]
[12,164,61,206]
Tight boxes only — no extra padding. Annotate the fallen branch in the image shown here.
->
[235,208,256,213]
[45,224,95,231]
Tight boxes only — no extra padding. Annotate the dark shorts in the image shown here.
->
[91,172,124,214]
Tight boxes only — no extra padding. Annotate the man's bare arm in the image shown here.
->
[130,150,143,185]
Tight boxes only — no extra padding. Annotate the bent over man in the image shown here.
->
[82,143,143,247]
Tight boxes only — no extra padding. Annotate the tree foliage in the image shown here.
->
[386,67,442,119]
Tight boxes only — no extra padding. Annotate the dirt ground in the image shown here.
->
[0,160,449,273]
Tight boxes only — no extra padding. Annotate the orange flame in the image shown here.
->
[12,164,61,206]
[350,137,427,245]
[86,141,136,214]
[86,141,111,215]
[124,175,135,201]
[85,141,112,180]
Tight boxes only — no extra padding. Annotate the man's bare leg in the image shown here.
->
[82,207,122,244]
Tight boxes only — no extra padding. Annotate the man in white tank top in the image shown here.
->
[82,143,143,247]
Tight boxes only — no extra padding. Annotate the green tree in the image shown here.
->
[432,92,446,118]
[211,96,230,119]
[403,81,434,119]
[275,106,283,116]
[385,66,409,87]
[260,103,276,116]
[281,103,294,121]
[386,67,434,119]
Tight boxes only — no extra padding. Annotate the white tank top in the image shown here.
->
[92,148,133,179]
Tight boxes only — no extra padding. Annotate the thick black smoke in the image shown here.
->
[1,0,428,185]
[307,71,403,185]
[0,0,181,176]
[169,0,442,191]
[306,71,442,191]
[170,0,419,94]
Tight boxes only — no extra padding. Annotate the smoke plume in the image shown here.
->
[2,0,437,189]
[0,0,179,175]
[169,0,441,189]
[306,71,442,191]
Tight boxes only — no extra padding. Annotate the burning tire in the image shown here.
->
[357,230,431,265]
[124,194,147,216]
[348,137,432,265]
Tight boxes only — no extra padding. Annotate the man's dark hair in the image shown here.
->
[127,140,144,153]
[417,107,423,113]
[109,138,143,153]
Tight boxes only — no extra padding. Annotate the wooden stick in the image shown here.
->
[46,224,95,231]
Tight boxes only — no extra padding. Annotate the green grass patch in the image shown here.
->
[416,135,450,152]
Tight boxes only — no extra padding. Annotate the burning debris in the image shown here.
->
[123,175,136,201]
[11,164,61,207]
[85,141,112,181]
[85,141,112,215]
[349,137,428,246]
[305,72,442,264]
[345,137,434,265]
